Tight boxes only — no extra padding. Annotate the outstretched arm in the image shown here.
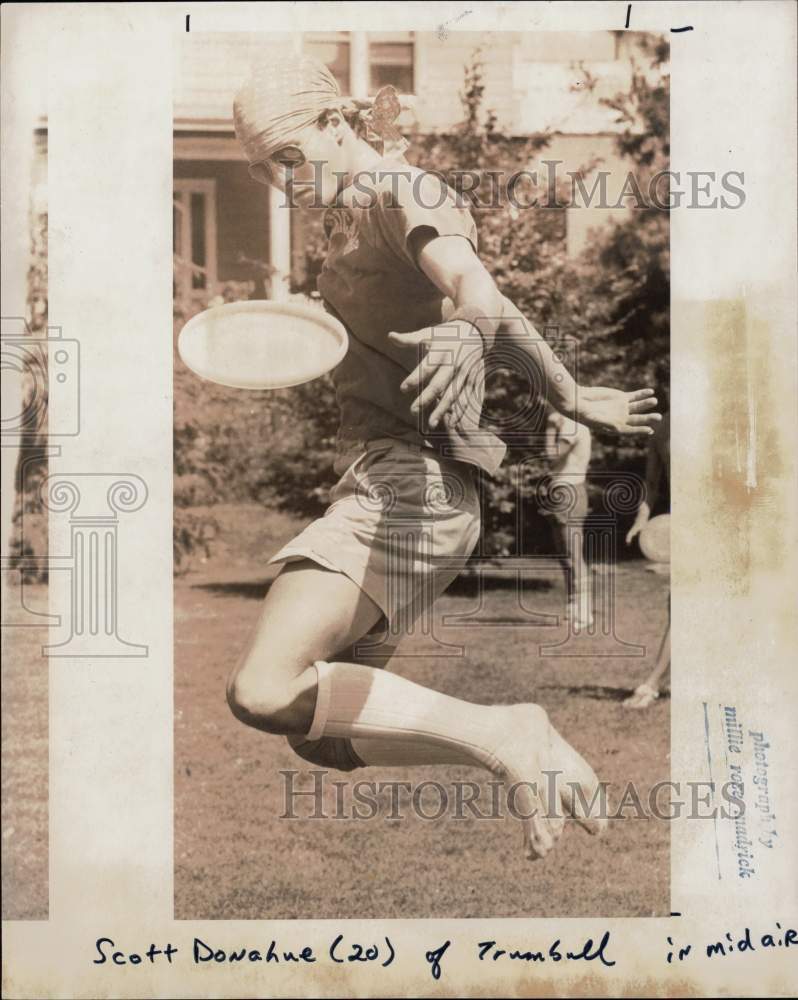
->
[497,296,660,436]
[389,234,661,436]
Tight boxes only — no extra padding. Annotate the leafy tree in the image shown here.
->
[407,41,670,554]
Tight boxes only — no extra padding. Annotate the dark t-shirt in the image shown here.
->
[318,160,506,476]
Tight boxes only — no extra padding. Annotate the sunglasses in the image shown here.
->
[260,146,307,183]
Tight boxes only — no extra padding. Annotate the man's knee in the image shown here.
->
[226,669,301,733]
[286,734,364,772]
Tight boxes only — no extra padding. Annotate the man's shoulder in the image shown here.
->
[361,163,465,213]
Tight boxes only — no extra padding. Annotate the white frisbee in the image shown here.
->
[177,300,348,390]
[639,513,670,564]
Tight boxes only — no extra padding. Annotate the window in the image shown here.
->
[369,34,414,94]
[305,32,350,95]
[305,32,415,97]
[173,179,217,308]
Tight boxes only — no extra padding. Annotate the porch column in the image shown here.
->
[350,32,369,100]
[268,184,291,300]
[261,24,301,300]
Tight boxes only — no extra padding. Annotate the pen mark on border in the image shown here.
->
[625,3,692,35]
[703,701,722,880]
[719,703,732,766]
[436,10,472,42]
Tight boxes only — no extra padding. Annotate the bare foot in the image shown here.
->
[566,603,594,630]
[623,683,660,709]
[492,705,606,860]
[547,721,608,837]
[491,704,561,861]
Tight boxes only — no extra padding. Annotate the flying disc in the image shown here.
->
[639,513,670,564]
[177,300,348,390]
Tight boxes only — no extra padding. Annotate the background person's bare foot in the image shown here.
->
[566,591,594,630]
[623,683,660,709]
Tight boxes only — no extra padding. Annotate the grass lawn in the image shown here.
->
[2,578,49,919]
[175,504,670,919]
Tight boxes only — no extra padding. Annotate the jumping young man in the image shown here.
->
[226,55,661,860]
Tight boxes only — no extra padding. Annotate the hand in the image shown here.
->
[625,502,651,545]
[389,324,485,431]
[574,387,661,436]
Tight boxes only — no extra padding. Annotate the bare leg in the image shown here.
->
[549,517,593,628]
[624,588,670,708]
[624,619,670,708]
[226,560,385,734]
[226,560,606,859]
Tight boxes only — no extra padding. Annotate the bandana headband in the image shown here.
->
[234,55,408,185]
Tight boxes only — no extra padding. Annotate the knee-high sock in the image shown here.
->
[303,660,606,839]
[307,659,528,771]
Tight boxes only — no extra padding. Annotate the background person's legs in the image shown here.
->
[549,516,593,628]
[624,592,670,708]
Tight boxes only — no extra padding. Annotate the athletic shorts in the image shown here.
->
[268,438,482,629]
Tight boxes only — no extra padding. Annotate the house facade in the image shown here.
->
[174,30,648,307]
